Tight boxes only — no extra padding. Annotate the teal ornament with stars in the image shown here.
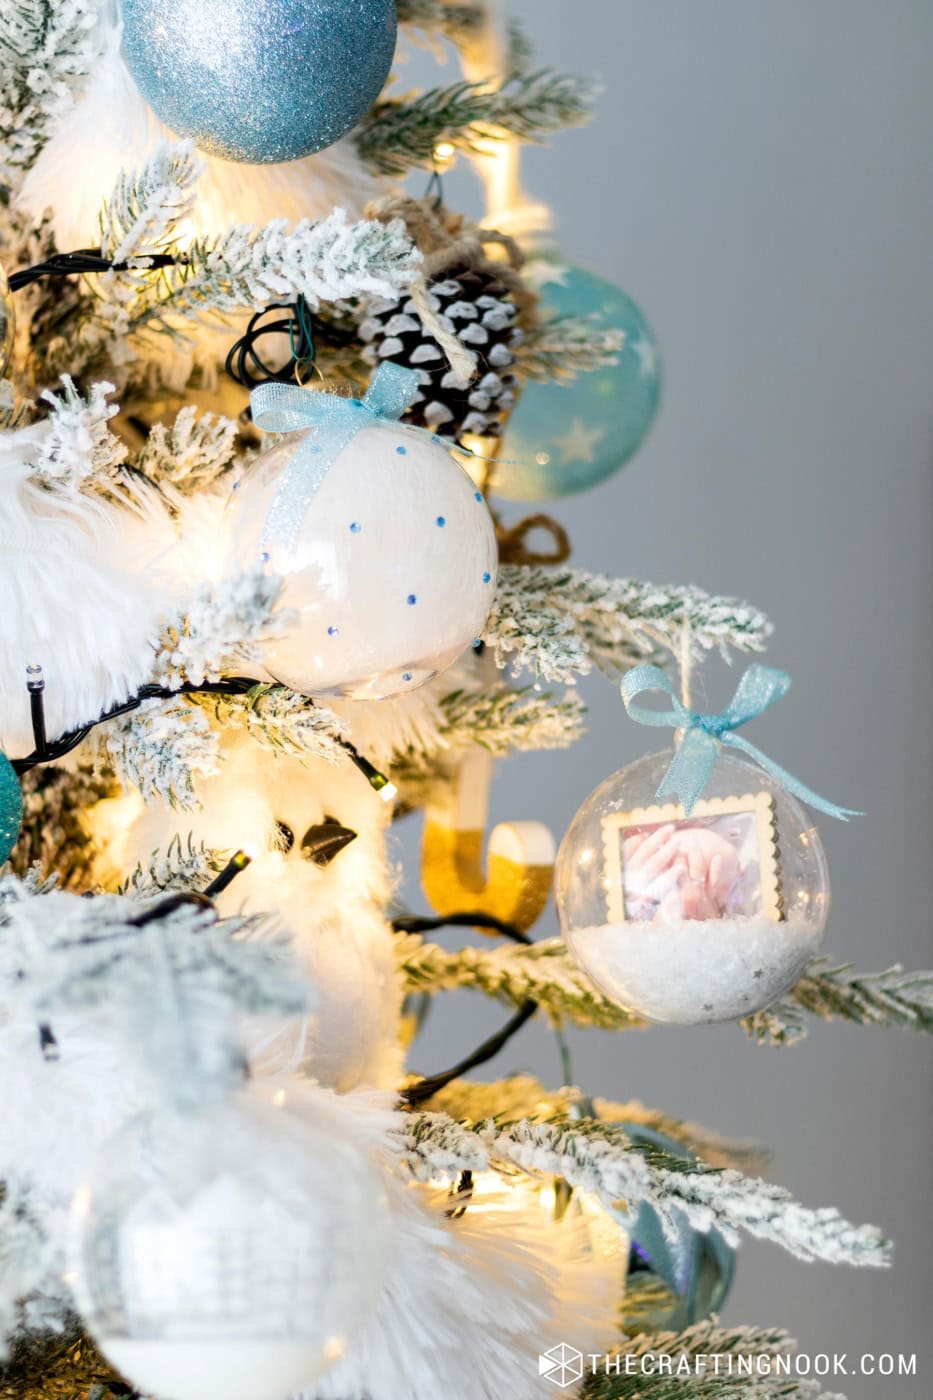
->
[493,256,660,499]
[0,752,22,864]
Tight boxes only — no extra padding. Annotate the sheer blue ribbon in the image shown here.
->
[620,662,860,820]
[250,362,421,556]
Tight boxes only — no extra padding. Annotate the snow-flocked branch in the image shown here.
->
[86,698,219,810]
[132,405,243,494]
[92,144,422,333]
[193,685,348,765]
[425,1075,768,1175]
[356,70,596,177]
[583,1320,844,1400]
[484,565,773,683]
[0,879,311,1110]
[397,932,642,1030]
[744,959,933,1046]
[152,570,288,690]
[397,1112,889,1267]
[118,833,227,898]
[0,0,99,185]
[31,377,126,490]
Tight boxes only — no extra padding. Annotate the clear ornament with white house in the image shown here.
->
[555,663,857,1025]
[69,1085,391,1400]
[226,363,498,700]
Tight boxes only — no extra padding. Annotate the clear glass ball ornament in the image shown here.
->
[226,420,498,700]
[554,750,830,1024]
[68,1089,391,1400]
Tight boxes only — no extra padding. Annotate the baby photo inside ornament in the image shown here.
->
[603,793,781,926]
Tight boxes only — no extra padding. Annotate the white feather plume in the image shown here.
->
[110,736,404,1092]
[278,1082,623,1400]
[18,17,381,249]
[0,421,178,758]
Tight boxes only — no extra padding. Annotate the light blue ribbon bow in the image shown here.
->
[620,662,860,820]
[250,361,421,556]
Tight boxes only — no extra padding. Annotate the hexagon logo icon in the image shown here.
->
[538,1343,584,1388]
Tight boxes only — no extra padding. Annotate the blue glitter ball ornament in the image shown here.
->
[494,255,660,499]
[122,0,398,163]
[0,753,23,865]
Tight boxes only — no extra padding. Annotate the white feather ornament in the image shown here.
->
[113,736,404,1092]
[18,17,381,249]
[277,1085,624,1400]
[0,422,177,759]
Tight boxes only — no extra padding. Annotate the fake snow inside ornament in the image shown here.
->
[121,0,397,163]
[554,750,830,1025]
[228,367,498,701]
[495,255,660,500]
[69,1088,391,1400]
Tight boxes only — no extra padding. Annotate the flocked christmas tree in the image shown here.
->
[0,4,930,1400]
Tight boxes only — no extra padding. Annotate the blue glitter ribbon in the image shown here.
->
[620,662,860,820]
[250,362,422,555]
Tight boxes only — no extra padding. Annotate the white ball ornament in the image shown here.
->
[69,1087,391,1400]
[555,749,832,1025]
[229,367,498,700]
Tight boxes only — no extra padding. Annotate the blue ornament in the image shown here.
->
[494,256,661,499]
[0,753,22,865]
[617,1126,735,1332]
[122,0,398,164]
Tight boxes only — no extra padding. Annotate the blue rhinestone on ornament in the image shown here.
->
[436,516,446,527]
[396,445,407,455]
[407,594,417,605]
[482,572,492,584]
[349,521,362,533]
[402,672,413,682]
[474,491,483,502]
[328,626,340,638]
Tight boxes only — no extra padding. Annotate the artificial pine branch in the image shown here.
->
[0,880,311,1110]
[10,767,115,889]
[152,570,288,689]
[744,959,933,1045]
[85,698,219,811]
[118,833,227,898]
[425,1075,767,1174]
[398,1112,890,1266]
[583,1319,843,1399]
[193,686,348,764]
[396,0,485,46]
[484,565,773,683]
[31,378,126,490]
[516,315,625,382]
[0,0,99,186]
[131,406,243,494]
[356,70,596,177]
[397,932,642,1030]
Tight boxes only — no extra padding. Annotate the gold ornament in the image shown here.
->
[421,749,554,934]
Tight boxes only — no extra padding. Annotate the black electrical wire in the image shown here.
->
[225,296,316,392]
[8,248,180,293]
[395,910,540,1105]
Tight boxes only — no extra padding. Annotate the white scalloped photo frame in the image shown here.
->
[600,791,782,925]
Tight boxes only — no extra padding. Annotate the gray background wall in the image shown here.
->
[392,4,933,1395]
